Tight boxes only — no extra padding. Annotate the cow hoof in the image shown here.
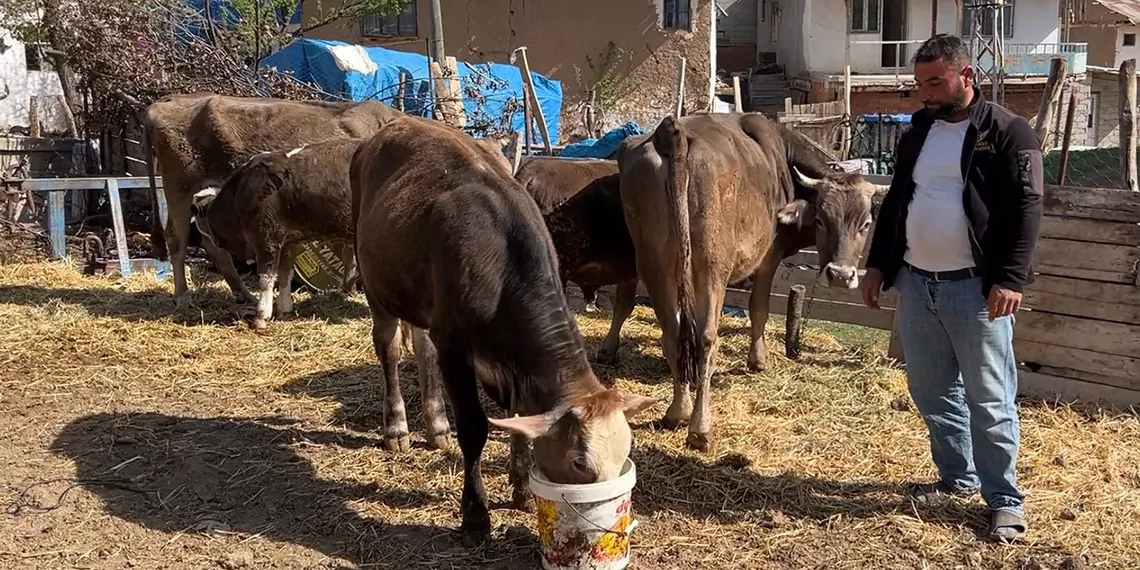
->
[427,433,454,452]
[595,347,618,366]
[747,359,767,373]
[459,521,492,548]
[252,317,269,331]
[685,432,715,453]
[384,434,412,453]
[584,302,599,313]
[659,415,689,430]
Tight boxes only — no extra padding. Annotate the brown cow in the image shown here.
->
[616,112,886,453]
[190,138,365,329]
[513,156,638,364]
[145,93,402,309]
[350,115,657,546]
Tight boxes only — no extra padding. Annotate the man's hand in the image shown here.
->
[986,285,1022,321]
[861,268,883,309]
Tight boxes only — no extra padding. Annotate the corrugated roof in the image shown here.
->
[1094,0,1140,24]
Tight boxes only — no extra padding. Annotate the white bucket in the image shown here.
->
[528,458,639,570]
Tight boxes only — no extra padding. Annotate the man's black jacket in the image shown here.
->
[865,86,1045,297]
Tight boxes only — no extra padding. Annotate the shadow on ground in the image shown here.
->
[46,412,540,568]
[0,284,369,326]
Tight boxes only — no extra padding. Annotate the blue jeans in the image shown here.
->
[894,265,1025,515]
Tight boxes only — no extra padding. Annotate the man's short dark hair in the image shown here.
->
[912,34,971,67]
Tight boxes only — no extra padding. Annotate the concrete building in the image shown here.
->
[766,0,1089,123]
[1066,0,1140,68]
[0,27,68,135]
[301,0,721,138]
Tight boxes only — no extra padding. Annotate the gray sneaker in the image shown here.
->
[907,481,977,507]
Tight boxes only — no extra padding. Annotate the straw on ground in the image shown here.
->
[0,261,1137,569]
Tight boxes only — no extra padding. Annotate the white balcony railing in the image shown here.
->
[841,39,1089,79]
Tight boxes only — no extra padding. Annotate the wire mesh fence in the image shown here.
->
[819,109,1132,190]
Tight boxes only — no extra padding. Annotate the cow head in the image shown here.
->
[778,166,887,289]
[488,389,658,484]
[190,186,221,246]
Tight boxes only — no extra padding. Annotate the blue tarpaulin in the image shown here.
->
[557,121,645,159]
[261,38,563,145]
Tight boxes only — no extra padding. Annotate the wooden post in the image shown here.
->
[443,56,467,127]
[105,178,132,277]
[675,57,687,117]
[523,90,532,157]
[395,72,407,112]
[508,130,523,176]
[785,284,806,359]
[1119,58,1138,192]
[733,75,743,112]
[1057,89,1077,185]
[513,47,552,155]
[1034,57,1069,151]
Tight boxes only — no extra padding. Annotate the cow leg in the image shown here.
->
[747,259,781,372]
[341,242,358,294]
[687,279,727,453]
[508,432,535,512]
[581,285,599,313]
[433,333,492,546]
[200,231,256,305]
[640,265,689,429]
[369,304,410,452]
[275,247,295,318]
[252,247,280,330]
[164,195,195,309]
[597,278,637,365]
[409,325,453,451]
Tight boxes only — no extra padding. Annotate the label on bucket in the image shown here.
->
[292,239,350,293]
[536,494,635,570]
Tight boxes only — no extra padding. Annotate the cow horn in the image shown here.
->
[791,165,824,191]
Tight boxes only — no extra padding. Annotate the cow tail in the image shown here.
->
[143,112,168,260]
[654,116,700,392]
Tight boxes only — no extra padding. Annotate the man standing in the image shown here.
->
[861,34,1043,543]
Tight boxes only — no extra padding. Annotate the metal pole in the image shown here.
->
[428,0,445,62]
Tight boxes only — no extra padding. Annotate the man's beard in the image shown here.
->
[927,86,970,119]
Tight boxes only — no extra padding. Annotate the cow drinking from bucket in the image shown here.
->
[190,137,366,329]
[145,93,402,309]
[350,115,658,546]
[513,156,639,365]
[617,112,886,452]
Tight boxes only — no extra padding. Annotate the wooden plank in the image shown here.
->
[771,266,900,309]
[1038,215,1140,245]
[48,189,65,259]
[1015,311,1140,358]
[1032,237,1140,284]
[21,176,164,191]
[105,178,132,278]
[722,287,895,329]
[1043,184,1140,222]
[1016,339,1139,391]
[1017,368,1140,409]
[1022,276,1140,325]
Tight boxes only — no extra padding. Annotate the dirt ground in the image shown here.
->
[1,261,1137,570]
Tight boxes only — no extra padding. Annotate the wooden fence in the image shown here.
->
[601,178,1140,409]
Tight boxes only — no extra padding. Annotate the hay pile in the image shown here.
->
[0,261,1137,569]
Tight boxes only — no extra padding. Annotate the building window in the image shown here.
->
[849,0,881,33]
[663,0,692,30]
[961,1,1014,39]
[24,43,52,72]
[1125,33,1137,46]
[360,1,417,38]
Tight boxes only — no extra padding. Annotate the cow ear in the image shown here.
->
[488,411,561,439]
[777,199,814,229]
[617,391,659,420]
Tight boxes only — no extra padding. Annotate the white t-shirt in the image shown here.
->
[903,118,977,272]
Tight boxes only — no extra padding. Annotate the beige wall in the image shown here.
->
[303,0,714,139]
[1068,1,1135,67]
